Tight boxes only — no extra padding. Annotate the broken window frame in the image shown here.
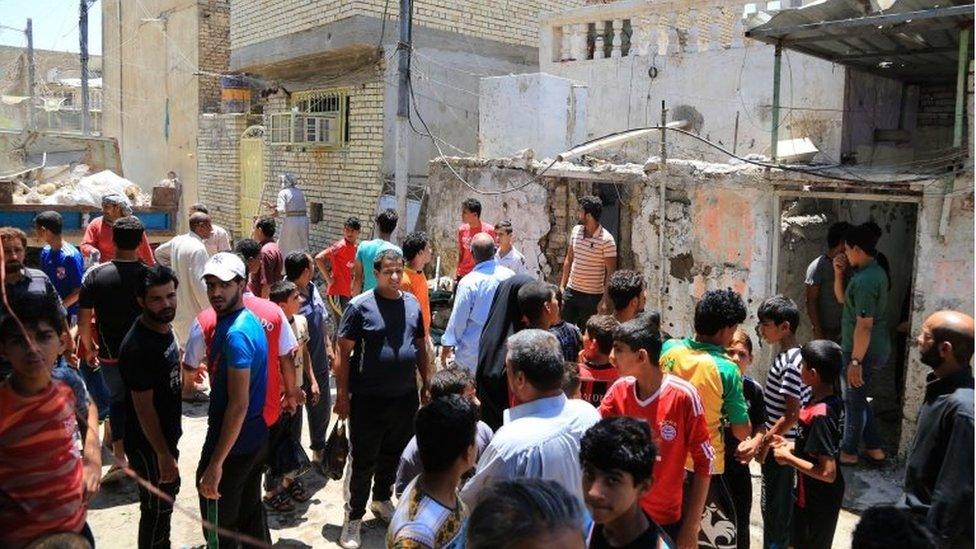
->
[268,88,350,148]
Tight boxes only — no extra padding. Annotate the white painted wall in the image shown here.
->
[478,73,588,159]
[541,45,846,163]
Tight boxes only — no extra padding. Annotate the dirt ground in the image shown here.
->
[87,398,872,548]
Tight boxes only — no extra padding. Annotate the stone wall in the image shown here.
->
[197,113,251,238]
[260,80,387,252]
[425,156,975,454]
[199,0,231,114]
[230,0,585,50]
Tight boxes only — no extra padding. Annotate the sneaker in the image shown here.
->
[339,518,362,549]
[370,500,395,523]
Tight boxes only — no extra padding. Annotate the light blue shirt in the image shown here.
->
[356,238,401,293]
[441,260,514,371]
[460,394,601,508]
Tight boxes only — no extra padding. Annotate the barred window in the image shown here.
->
[269,88,349,147]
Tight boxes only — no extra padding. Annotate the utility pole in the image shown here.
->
[80,0,92,135]
[25,18,37,131]
[393,0,412,242]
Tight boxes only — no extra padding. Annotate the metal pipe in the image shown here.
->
[556,120,688,162]
[939,26,970,238]
[771,43,782,162]
[658,101,668,313]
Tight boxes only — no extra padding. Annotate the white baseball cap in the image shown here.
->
[202,252,246,282]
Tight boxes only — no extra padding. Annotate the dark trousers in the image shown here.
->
[101,359,127,442]
[80,360,111,421]
[346,391,419,520]
[791,494,843,549]
[725,459,753,549]
[561,287,602,329]
[126,445,180,549]
[762,457,795,549]
[197,442,270,548]
[265,411,310,488]
[305,368,332,452]
[683,472,738,548]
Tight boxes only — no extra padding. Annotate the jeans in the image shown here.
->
[100,359,127,442]
[197,442,270,548]
[345,391,419,520]
[80,360,111,422]
[126,445,180,549]
[305,368,333,452]
[840,352,887,454]
[561,287,602,329]
[761,457,795,549]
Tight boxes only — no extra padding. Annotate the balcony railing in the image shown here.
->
[543,0,803,63]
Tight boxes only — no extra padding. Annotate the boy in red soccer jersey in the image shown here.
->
[598,318,712,547]
[578,315,620,406]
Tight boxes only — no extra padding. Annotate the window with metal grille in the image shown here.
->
[269,89,349,147]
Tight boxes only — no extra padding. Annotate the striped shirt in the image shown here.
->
[0,380,86,546]
[763,347,812,439]
[567,225,616,295]
[387,476,465,548]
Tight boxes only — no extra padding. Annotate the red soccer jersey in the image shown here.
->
[0,381,86,546]
[598,375,714,526]
[197,294,287,426]
[456,222,496,278]
[323,238,357,297]
[578,360,620,407]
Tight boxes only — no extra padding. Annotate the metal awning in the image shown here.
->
[746,0,974,83]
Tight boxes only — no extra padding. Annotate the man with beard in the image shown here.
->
[118,266,183,548]
[197,252,272,546]
[80,193,155,265]
[903,310,974,548]
[0,227,70,380]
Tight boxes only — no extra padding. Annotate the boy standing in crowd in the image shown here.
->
[0,296,100,547]
[494,220,527,275]
[250,217,283,298]
[599,318,711,546]
[353,209,401,295]
[316,216,361,321]
[772,341,846,549]
[387,395,478,548]
[578,314,620,406]
[34,211,84,325]
[118,266,183,548]
[737,295,808,549]
[582,417,672,548]
[551,287,585,363]
[607,270,646,324]
[456,198,496,280]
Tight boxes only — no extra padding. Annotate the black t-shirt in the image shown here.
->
[587,513,671,548]
[795,394,845,508]
[118,319,183,455]
[79,260,148,360]
[338,290,425,397]
[724,375,766,469]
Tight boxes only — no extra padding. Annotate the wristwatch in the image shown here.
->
[850,358,862,367]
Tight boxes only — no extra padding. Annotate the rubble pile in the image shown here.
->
[11,163,151,207]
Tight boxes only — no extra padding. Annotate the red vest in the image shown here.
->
[197,294,284,426]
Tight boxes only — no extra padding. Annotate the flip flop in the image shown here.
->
[287,480,312,502]
[263,490,295,512]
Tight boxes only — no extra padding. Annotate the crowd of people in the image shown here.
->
[0,187,972,549]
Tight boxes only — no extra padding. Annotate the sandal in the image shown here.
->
[263,490,295,512]
[287,480,311,502]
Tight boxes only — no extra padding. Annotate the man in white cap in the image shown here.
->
[271,173,309,258]
[195,252,273,546]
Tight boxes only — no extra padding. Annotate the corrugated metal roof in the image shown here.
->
[745,0,974,82]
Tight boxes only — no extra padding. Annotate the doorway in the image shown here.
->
[239,125,265,235]
[775,194,919,451]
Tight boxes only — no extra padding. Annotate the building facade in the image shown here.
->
[197,0,586,245]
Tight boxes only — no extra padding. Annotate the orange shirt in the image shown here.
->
[80,217,156,265]
[403,267,431,335]
[0,381,86,546]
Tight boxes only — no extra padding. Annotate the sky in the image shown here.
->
[0,0,102,55]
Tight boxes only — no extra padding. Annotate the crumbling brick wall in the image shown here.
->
[260,79,386,252]
[197,113,250,238]
[231,0,585,50]
[199,0,231,114]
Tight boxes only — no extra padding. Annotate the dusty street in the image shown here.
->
[85,396,879,548]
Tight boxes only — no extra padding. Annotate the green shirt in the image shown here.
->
[841,260,890,357]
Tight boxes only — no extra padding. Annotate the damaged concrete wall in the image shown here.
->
[899,184,975,455]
